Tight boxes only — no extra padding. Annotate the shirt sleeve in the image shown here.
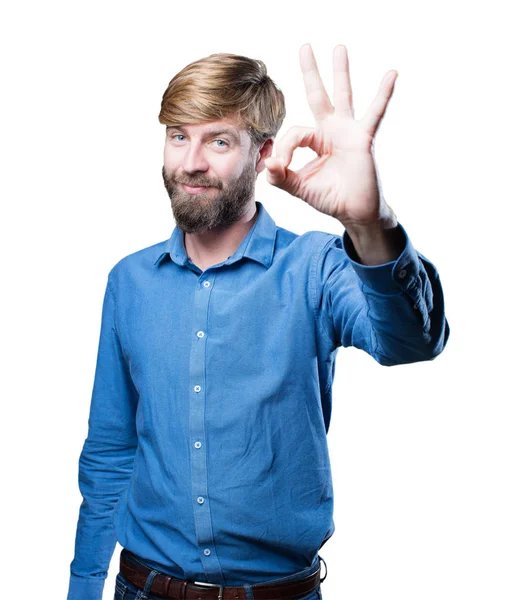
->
[67,273,139,600]
[314,222,450,365]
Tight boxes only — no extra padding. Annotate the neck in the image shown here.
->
[184,203,258,266]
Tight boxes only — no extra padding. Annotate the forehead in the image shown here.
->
[166,118,247,144]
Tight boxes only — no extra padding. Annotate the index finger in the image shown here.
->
[299,43,333,122]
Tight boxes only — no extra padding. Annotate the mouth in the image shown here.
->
[181,184,212,194]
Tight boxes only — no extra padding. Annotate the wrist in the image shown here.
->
[340,218,405,266]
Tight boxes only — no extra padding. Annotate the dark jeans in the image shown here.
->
[114,553,324,600]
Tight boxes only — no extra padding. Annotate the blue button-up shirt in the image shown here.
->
[67,200,450,600]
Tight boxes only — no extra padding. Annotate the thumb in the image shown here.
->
[265,157,302,197]
[264,157,287,187]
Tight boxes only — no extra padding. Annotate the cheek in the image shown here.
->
[163,153,172,169]
[163,145,178,169]
[220,159,246,182]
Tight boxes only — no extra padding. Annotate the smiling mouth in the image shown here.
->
[181,183,213,194]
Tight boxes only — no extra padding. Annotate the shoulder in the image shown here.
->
[274,223,340,255]
[106,238,169,285]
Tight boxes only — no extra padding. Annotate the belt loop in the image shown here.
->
[181,580,188,600]
[319,556,328,583]
[137,568,160,600]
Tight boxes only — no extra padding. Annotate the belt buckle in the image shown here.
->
[192,580,225,600]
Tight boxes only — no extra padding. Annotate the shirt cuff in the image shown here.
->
[341,221,421,294]
[67,574,106,600]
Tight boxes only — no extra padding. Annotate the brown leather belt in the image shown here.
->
[119,548,323,599]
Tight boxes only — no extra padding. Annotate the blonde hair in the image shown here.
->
[158,52,286,153]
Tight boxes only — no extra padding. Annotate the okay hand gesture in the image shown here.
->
[265,44,398,228]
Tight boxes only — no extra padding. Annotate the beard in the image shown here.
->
[162,155,258,234]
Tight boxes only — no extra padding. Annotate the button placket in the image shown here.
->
[188,274,223,580]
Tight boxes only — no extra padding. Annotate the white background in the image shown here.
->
[2,1,523,599]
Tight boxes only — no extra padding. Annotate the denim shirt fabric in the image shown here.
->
[67,200,450,600]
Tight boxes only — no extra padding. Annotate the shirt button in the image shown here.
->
[203,549,211,556]
[203,281,211,288]
[398,269,407,279]
[194,441,202,449]
[197,496,205,504]
[197,331,205,338]
[194,385,201,392]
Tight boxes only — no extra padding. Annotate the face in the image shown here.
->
[162,117,271,234]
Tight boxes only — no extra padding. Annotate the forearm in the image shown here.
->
[340,223,450,365]
[68,437,137,600]
[317,220,450,366]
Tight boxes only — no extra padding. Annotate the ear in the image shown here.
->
[254,138,274,175]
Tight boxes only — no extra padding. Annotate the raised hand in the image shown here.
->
[265,44,398,229]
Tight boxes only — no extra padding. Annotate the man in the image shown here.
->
[67,44,450,600]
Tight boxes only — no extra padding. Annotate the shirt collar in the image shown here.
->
[153,201,277,270]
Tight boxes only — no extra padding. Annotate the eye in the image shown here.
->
[169,134,228,148]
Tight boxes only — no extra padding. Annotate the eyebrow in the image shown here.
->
[166,125,241,143]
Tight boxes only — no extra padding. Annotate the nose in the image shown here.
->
[182,142,209,174]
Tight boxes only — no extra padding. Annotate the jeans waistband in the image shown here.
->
[122,548,326,593]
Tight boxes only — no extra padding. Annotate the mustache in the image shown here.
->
[162,167,221,189]
[180,181,214,187]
